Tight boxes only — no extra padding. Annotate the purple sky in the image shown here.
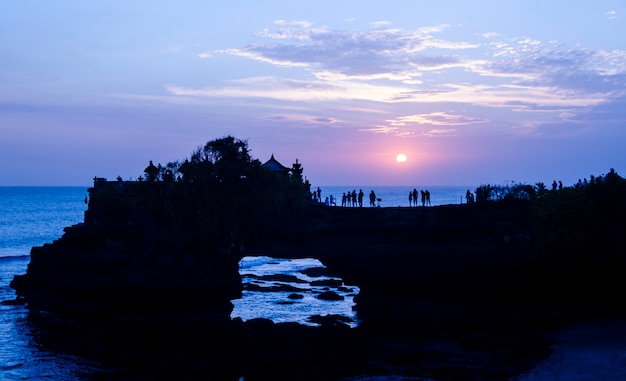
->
[2,1,625,186]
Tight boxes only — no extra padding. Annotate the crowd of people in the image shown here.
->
[408,188,431,207]
[311,177,602,209]
[311,187,433,208]
[311,188,381,208]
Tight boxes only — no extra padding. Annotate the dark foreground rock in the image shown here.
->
[11,193,626,380]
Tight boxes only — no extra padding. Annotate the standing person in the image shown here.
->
[316,187,322,203]
[425,190,431,206]
[352,190,357,207]
[341,192,347,207]
[358,189,364,207]
[409,191,413,207]
[412,189,418,207]
[369,190,377,207]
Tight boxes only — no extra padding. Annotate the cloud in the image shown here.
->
[218,22,477,82]
[266,114,338,128]
[164,77,417,103]
[387,112,488,127]
[421,128,457,137]
[371,21,391,28]
[163,20,626,137]
[482,32,501,39]
[359,112,480,137]
[606,10,619,20]
[360,125,410,136]
[164,74,611,112]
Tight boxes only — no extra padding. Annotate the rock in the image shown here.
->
[243,317,275,330]
[257,274,308,283]
[316,291,344,301]
[311,279,343,287]
[299,267,334,277]
[307,314,353,326]
[244,283,308,293]
[1,298,26,306]
[288,293,304,299]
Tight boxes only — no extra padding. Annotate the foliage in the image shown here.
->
[473,170,626,268]
[87,136,310,254]
[475,182,536,203]
[530,168,626,265]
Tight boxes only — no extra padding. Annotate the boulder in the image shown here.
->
[316,291,344,301]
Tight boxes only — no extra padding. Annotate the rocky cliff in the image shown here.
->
[10,170,626,380]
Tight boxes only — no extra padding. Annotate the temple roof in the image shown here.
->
[262,154,289,173]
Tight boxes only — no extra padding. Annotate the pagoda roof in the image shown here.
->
[262,154,289,172]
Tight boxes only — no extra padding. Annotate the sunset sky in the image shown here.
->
[2,1,625,186]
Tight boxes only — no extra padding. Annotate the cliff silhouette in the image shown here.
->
[9,136,626,380]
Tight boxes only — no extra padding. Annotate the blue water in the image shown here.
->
[0,186,95,380]
[2,186,623,380]
[0,187,89,258]
[232,256,360,327]
[313,185,475,207]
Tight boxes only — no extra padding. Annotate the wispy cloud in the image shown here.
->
[266,114,339,128]
[606,10,619,20]
[387,112,488,126]
[217,22,477,82]
[192,22,625,110]
[359,112,482,137]
[159,20,626,139]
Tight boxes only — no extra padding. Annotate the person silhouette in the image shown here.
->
[369,190,377,207]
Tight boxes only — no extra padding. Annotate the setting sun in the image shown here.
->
[396,153,407,163]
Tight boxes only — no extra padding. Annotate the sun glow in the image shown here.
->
[396,153,407,163]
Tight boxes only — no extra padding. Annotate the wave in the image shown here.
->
[0,254,30,261]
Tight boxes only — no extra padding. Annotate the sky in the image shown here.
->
[1,1,625,186]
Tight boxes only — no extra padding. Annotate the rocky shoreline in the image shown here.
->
[11,197,625,380]
[9,157,626,380]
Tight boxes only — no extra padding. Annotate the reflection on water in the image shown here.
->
[231,256,360,327]
[513,318,626,381]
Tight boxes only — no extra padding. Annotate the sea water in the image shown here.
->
[231,256,360,327]
[312,185,476,207]
[0,186,96,380]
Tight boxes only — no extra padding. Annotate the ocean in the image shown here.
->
[0,186,94,380]
[312,185,475,207]
[1,186,624,380]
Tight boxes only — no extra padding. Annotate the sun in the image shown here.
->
[396,153,407,163]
